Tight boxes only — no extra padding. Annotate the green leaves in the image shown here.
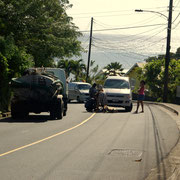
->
[0,0,83,111]
[0,0,82,67]
[104,62,124,76]
[136,55,180,103]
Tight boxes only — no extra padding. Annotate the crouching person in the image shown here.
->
[97,85,108,112]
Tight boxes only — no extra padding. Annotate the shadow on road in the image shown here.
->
[0,115,52,123]
[68,101,84,104]
[83,109,129,114]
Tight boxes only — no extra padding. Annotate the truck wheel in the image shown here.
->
[11,111,20,119]
[63,110,66,116]
[11,106,28,119]
[125,103,133,112]
[11,102,28,119]
[56,98,63,119]
[50,109,56,119]
[77,96,82,103]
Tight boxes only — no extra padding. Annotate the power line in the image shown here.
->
[69,7,168,16]
[93,15,161,30]
[80,23,166,32]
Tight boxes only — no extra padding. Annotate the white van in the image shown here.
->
[104,76,133,112]
[68,82,91,102]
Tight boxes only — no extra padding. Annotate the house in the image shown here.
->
[125,62,146,90]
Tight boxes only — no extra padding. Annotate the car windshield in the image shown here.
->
[104,79,130,89]
[78,84,91,90]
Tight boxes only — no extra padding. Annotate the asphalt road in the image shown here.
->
[0,103,179,180]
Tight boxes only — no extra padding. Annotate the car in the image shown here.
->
[103,76,133,112]
[68,82,91,102]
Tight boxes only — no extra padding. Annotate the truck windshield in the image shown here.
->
[104,79,130,89]
[78,84,91,90]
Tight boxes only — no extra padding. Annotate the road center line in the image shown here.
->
[0,113,96,158]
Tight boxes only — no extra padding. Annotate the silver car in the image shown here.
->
[68,82,91,102]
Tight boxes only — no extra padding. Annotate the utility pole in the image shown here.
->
[163,0,173,102]
[86,17,93,82]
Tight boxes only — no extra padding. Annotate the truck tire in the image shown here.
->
[11,102,29,119]
[77,96,82,103]
[56,98,63,119]
[63,98,68,116]
[50,99,56,119]
[50,109,56,119]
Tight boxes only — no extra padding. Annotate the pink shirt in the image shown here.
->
[139,86,145,95]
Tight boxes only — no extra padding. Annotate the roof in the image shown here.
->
[125,62,146,75]
[69,82,91,85]
[106,76,129,81]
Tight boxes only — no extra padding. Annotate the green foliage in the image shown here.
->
[71,59,86,81]
[0,0,83,111]
[0,0,82,67]
[136,56,180,103]
[57,59,86,80]
[0,35,34,111]
[104,62,124,76]
[175,47,180,59]
[144,59,164,100]
[0,35,34,78]
[57,59,74,78]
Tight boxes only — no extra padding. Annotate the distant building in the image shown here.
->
[125,62,146,90]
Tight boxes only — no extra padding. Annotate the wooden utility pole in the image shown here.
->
[163,0,173,102]
[86,17,93,82]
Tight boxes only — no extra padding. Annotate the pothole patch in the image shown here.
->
[108,149,144,161]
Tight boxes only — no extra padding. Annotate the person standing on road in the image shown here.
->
[135,80,145,113]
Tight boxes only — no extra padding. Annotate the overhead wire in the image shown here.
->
[80,23,166,33]
[93,14,162,33]
[93,22,166,43]
[69,7,168,16]
[91,44,142,68]
[77,6,179,68]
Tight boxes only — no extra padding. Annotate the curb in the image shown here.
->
[143,101,179,116]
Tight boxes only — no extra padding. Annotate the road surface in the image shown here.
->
[0,103,179,180]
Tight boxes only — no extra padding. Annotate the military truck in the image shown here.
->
[11,68,67,119]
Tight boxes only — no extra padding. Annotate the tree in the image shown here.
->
[57,59,74,78]
[71,59,86,81]
[0,35,34,111]
[0,0,83,66]
[104,62,124,76]
[0,0,83,111]
[175,47,180,59]
[136,57,180,102]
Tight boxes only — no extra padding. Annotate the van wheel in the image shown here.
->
[125,103,133,112]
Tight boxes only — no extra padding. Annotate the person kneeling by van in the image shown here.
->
[89,83,97,98]
[97,85,108,111]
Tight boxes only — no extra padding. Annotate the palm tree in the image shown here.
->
[57,59,74,78]
[71,59,86,81]
[104,62,124,76]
